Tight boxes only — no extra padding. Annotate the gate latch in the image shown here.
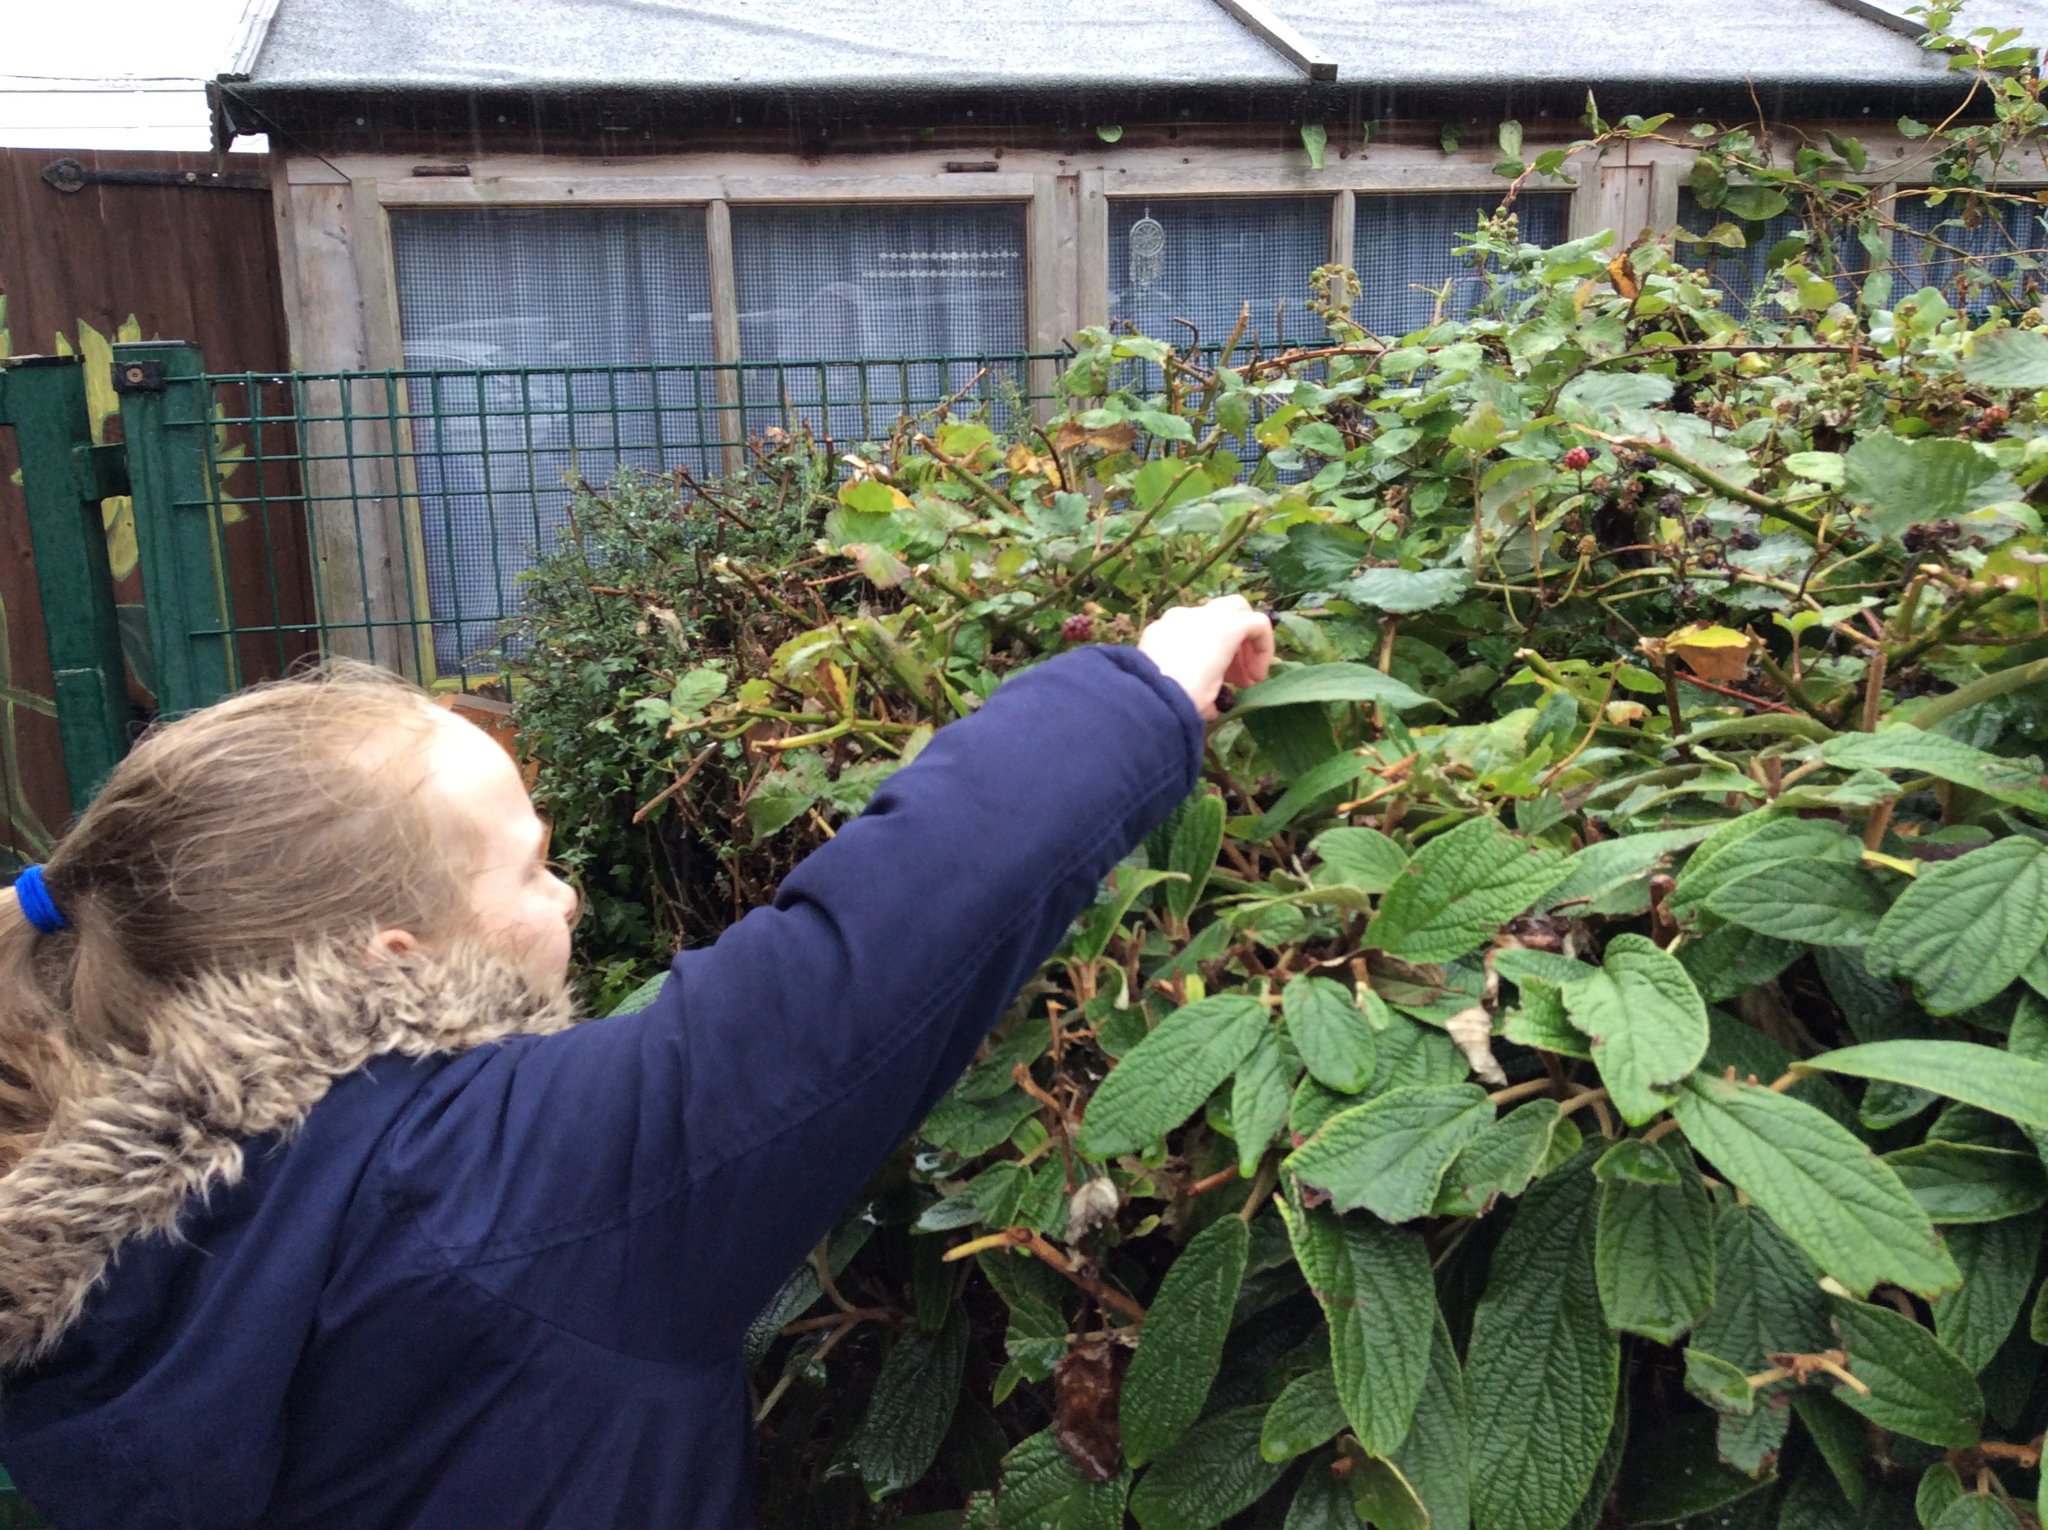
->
[112,359,167,395]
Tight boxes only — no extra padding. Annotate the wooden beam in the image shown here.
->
[706,198,744,476]
[1210,0,1338,79]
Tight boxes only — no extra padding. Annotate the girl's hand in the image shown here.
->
[1137,596,1276,721]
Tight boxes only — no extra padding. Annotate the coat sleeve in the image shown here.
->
[378,646,1204,1356]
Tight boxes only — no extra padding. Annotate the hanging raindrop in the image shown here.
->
[1128,208,1166,295]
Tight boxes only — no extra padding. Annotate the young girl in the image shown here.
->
[0,597,1273,1528]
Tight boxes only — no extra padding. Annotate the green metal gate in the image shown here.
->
[8,342,1063,811]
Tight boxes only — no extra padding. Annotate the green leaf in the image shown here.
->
[1683,1347,1758,1415]
[1875,839,2048,1015]
[1391,1309,1472,1530]
[1918,1464,1967,1529]
[1883,1141,2048,1223]
[1135,410,1197,444]
[837,1307,967,1499]
[1793,1390,1871,1511]
[1260,1366,1346,1464]
[1283,975,1378,1094]
[1369,818,1571,964]
[1435,1099,1562,1215]
[1072,867,1184,965]
[1800,1041,2048,1132]
[998,1429,1130,1529]
[1962,326,2048,389]
[1278,1203,1436,1457]
[1693,1203,1832,1371]
[1301,121,1328,170]
[1671,1073,1959,1298]
[1166,793,1226,922]
[1677,926,1803,1005]
[1122,1217,1251,1467]
[1723,184,1791,221]
[1468,1154,1619,1530]
[1282,1461,1356,1530]
[1932,1213,2041,1373]
[1128,1405,1287,1530]
[1594,1137,1682,1185]
[1233,661,1439,715]
[1670,815,1858,921]
[1232,1027,1295,1176]
[1564,1394,1629,1530]
[1930,1495,2023,1530]
[1827,1296,1983,1448]
[1079,996,1270,1158]
[1561,934,1711,1126]
[1705,860,1893,948]
[1340,566,1474,614]
[1787,450,1847,486]
[1541,825,1715,915]
[1560,372,1677,414]
[1595,1136,1717,1344]
[1821,728,2048,815]
[979,1250,1068,1383]
[1844,430,2010,539]
[1309,826,1409,895]
[1351,1454,1430,1530]
[1284,1084,1495,1222]
[605,969,669,1015]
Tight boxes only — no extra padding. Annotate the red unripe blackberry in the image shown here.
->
[1061,613,1094,642]
[1562,446,1594,471]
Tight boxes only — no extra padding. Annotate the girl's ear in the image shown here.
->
[369,928,421,961]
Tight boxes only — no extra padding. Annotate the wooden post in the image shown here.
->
[706,198,744,477]
[274,170,423,676]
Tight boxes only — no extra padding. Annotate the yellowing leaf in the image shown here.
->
[1653,623,1751,682]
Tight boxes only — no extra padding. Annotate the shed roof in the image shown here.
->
[219,0,2048,140]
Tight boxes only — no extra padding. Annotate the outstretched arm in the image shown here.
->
[384,604,1271,1356]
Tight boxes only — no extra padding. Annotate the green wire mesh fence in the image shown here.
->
[177,350,1066,707]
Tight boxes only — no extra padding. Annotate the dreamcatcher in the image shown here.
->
[1127,208,1166,295]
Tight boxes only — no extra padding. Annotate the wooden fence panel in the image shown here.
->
[0,145,302,865]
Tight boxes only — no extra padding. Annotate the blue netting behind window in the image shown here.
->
[1892,194,2047,310]
[1108,197,1330,352]
[1672,190,1866,316]
[1352,192,1570,336]
[731,203,1028,444]
[390,208,715,670]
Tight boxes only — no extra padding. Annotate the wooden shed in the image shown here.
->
[207,0,2048,672]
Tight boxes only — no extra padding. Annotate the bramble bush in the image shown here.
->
[517,11,2048,1526]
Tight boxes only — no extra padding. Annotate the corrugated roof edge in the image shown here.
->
[213,70,1991,150]
[1811,0,1929,39]
[221,0,285,82]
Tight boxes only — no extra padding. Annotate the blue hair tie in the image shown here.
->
[13,865,67,934]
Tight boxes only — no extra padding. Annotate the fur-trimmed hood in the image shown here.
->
[0,947,575,1372]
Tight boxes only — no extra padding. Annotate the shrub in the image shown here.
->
[535,22,2048,1525]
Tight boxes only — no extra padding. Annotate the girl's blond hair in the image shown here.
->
[0,663,480,1171]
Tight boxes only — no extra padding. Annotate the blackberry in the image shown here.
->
[1061,613,1094,642]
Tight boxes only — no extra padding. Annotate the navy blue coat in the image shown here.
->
[0,647,1203,1528]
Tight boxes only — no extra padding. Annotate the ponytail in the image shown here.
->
[0,662,483,1173]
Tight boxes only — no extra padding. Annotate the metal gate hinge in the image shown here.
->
[43,158,268,194]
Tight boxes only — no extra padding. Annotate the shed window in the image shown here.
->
[1108,197,1330,353]
[1674,191,1826,315]
[1892,194,2046,310]
[389,207,716,669]
[1353,192,1571,336]
[730,202,1029,442]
